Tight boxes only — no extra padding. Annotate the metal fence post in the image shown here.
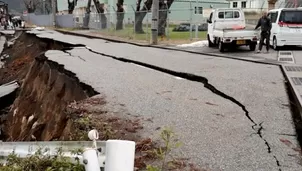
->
[146,12,149,42]
[189,0,193,41]
[195,23,198,39]
[166,7,170,41]
[82,148,101,171]
[104,140,136,171]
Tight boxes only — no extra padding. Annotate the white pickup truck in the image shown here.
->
[207,8,259,52]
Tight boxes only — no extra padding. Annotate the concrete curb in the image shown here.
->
[55,29,280,66]
[280,64,302,118]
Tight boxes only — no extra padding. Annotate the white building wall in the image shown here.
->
[229,0,268,9]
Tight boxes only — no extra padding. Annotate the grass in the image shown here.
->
[95,24,207,42]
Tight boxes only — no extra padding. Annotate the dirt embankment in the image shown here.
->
[0,31,204,170]
[0,32,98,141]
[4,54,99,141]
[0,31,144,143]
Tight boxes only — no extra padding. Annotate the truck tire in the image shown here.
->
[208,34,215,47]
[273,37,279,50]
[219,40,224,52]
[249,43,256,51]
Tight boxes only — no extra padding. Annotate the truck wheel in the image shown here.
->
[273,37,279,50]
[208,35,215,47]
[249,43,256,51]
[219,40,224,52]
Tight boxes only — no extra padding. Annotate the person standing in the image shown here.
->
[255,12,272,53]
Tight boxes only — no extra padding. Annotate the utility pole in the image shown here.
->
[151,0,159,45]
[52,0,56,27]
[43,0,46,15]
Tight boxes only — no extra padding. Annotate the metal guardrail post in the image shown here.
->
[83,148,101,171]
[105,140,136,171]
[0,130,136,171]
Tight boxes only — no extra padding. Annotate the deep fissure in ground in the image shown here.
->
[0,32,99,141]
[83,46,285,170]
[2,31,301,170]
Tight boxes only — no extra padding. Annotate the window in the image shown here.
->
[279,10,302,23]
[241,1,246,8]
[218,11,240,19]
[218,12,224,18]
[195,7,203,14]
[233,2,238,8]
[225,11,234,18]
[268,12,278,23]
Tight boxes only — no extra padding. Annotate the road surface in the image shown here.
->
[28,30,302,171]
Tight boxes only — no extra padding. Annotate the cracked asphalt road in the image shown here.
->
[29,30,302,171]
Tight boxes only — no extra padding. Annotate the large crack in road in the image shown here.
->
[59,45,283,170]
[88,47,283,170]
[65,45,284,169]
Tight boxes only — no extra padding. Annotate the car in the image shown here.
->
[172,23,208,32]
[172,23,191,32]
[207,8,259,52]
[267,8,302,50]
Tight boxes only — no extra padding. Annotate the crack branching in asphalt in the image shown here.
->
[60,47,282,170]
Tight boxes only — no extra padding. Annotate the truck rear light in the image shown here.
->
[278,22,284,27]
[225,39,231,42]
[232,25,245,30]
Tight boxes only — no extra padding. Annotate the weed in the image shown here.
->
[0,147,85,171]
[146,127,183,171]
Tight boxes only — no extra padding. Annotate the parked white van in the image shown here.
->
[268,8,302,50]
[207,8,259,52]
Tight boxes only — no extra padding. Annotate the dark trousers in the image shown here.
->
[259,31,270,51]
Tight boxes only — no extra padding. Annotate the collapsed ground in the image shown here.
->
[0,31,205,170]
[0,30,302,171]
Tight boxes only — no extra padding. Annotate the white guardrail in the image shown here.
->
[0,130,136,171]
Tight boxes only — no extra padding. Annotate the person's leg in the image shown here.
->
[257,32,264,53]
[265,32,270,52]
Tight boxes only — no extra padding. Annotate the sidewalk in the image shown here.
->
[56,28,206,46]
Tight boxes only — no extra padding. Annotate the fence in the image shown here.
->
[24,8,210,43]
[24,8,269,43]
[0,130,136,171]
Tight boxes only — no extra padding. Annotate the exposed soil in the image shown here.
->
[0,31,206,170]
[0,32,65,85]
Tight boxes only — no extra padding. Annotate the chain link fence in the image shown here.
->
[25,5,298,44]
[71,8,208,43]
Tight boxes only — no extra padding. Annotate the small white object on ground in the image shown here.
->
[176,40,208,48]
[32,27,45,31]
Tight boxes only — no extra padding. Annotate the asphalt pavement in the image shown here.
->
[29,30,301,171]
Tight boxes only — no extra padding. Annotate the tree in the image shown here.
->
[83,0,92,28]
[135,0,174,35]
[93,0,107,29]
[41,0,52,14]
[158,0,174,36]
[67,0,78,14]
[135,0,152,34]
[116,0,124,30]
[23,0,40,13]
[83,0,107,29]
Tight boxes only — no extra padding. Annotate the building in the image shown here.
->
[57,0,229,24]
[276,0,302,8]
[226,0,268,12]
